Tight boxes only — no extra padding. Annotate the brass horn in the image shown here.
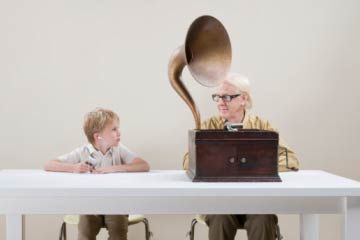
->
[168,15,232,129]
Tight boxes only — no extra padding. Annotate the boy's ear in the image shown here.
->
[93,133,99,141]
[94,133,103,140]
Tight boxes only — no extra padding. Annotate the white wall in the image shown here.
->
[1,0,359,239]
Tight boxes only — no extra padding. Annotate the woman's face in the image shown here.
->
[214,82,247,121]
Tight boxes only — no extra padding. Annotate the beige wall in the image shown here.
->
[1,0,359,239]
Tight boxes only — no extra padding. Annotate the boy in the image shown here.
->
[45,108,150,240]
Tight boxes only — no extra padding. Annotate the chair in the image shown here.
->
[187,215,282,240]
[59,214,152,240]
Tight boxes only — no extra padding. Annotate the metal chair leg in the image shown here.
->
[276,224,283,240]
[187,218,198,240]
[60,217,152,240]
[142,218,153,240]
[59,222,66,240]
[187,217,282,240]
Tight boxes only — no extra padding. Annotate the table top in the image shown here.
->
[1,170,360,197]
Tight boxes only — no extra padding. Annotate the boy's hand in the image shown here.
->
[72,162,94,173]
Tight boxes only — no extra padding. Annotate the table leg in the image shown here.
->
[300,214,319,240]
[6,214,24,240]
[343,197,360,240]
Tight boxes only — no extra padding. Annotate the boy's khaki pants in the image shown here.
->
[78,215,128,240]
[205,214,277,240]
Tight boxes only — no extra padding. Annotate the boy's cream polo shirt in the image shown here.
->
[57,143,138,168]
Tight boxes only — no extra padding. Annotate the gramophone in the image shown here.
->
[168,16,281,182]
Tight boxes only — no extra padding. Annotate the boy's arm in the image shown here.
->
[44,160,93,173]
[94,157,150,174]
[116,157,150,172]
[45,147,92,173]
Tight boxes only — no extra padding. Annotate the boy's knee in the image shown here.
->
[78,215,102,238]
[105,215,128,236]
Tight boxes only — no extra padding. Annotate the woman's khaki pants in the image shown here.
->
[205,214,277,240]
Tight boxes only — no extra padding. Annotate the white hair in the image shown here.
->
[224,72,253,109]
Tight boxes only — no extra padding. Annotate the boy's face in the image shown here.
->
[97,119,121,148]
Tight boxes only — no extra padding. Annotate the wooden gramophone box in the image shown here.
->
[187,129,281,182]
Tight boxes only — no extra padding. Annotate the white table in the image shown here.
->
[0,170,359,240]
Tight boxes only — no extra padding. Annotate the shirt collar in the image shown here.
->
[86,144,113,156]
[221,110,249,125]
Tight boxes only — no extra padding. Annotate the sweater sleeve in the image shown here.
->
[261,119,299,172]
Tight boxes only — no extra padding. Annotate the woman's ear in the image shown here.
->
[240,94,248,106]
[242,93,248,101]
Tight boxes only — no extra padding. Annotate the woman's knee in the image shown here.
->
[205,215,239,228]
[245,214,277,228]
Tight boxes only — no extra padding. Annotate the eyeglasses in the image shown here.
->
[212,94,241,102]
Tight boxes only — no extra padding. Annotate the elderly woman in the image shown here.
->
[183,73,299,240]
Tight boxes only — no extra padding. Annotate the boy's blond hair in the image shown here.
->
[83,108,119,144]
